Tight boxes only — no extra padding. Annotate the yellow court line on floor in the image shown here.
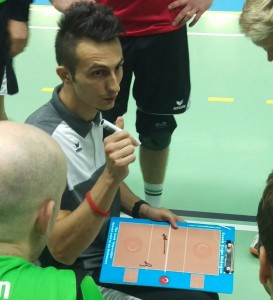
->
[266,100,273,105]
[208,97,234,103]
[42,87,54,92]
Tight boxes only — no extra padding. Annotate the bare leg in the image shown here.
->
[139,146,169,207]
[0,95,8,121]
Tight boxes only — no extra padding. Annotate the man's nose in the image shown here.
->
[107,74,120,94]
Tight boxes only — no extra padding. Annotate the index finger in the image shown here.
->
[189,11,202,27]
[168,0,188,10]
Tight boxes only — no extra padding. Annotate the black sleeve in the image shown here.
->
[8,0,33,22]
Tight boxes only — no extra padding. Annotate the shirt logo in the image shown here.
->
[173,99,186,111]
[0,281,11,299]
[176,100,183,106]
[73,140,82,153]
[155,122,167,128]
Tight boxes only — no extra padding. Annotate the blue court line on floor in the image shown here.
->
[32,0,244,12]
[210,0,244,12]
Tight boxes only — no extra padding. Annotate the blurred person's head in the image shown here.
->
[240,0,273,61]
[257,171,273,298]
[0,121,67,262]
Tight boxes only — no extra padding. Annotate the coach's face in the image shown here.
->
[256,32,273,62]
[63,37,123,121]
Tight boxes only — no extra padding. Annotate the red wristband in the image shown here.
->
[85,192,110,217]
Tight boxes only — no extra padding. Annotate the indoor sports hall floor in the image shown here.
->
[6,0,273,298]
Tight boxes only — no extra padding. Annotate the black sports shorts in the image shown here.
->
[103,25,191,122]
[0,2,19,95]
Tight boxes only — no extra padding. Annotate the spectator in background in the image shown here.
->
[0,0,33,120]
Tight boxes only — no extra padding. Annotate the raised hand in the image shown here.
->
[103,116,137,182]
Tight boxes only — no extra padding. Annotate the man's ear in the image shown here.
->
[259,245,273,295]
[35,200,56,235]
[56,66,72,83]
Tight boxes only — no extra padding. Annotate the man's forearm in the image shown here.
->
[120,181,142,216]
[48,170,121,265]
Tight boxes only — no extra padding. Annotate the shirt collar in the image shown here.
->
[50,85,102,137]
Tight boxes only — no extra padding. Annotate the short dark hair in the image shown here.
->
[55,2,123,77]
[257,171,273,266]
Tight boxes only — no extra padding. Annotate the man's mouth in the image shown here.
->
[103,95,117,102]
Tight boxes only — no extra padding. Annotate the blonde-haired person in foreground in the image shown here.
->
[0,121,103,300]
[240,0,273,257]
[240,0,273,60]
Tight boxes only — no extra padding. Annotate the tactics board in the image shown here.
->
[100,217,235,294]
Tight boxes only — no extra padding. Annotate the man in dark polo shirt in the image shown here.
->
[26,3,218,300]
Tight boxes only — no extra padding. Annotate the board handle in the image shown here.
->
[224,241,235,274]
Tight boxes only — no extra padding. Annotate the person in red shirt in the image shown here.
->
[51,0,213,209]
[98,0,214,208]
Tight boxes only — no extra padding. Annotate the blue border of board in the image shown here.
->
[100,217,235,294]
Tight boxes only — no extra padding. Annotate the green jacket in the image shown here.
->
[0,256,103,300]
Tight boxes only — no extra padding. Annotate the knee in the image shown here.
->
[140,131,173,150]
[136,110,177,151]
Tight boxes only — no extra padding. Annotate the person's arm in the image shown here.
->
[120,182,183,229]
[48,128,137,265]
[168,0,214,27]
[7,0,33,57]
[119,181,141,216]
[48,171,120,265]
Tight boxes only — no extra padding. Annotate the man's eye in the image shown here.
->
[116,64,123,70]
[93,70,104,76]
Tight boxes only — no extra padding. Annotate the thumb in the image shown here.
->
[115,116,124,130]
